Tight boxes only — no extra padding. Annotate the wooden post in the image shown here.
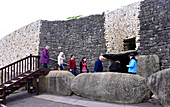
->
[11,65,12,80]
[2,86,6,105]
[25,59,26,73]
[33,57,35,71]
[13,64,15,78]
[16,63,18,77]
[1,69,3,84]
[29,79,34,94]
[38,56,40,70]
[27,82,30,93]
[19,62,21,75]
[4,69,6,83]
[22,60,23,74]
[30,54,32,71]
[27,80,33,94]
[36,77,39,95]
[7,66,9,81]
[27,58,29,71]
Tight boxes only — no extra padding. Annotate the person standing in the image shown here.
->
[69,54,78,76]
[126,53,137,74]
[109,60,122,73]
[58,52,65,70]
[39,45,50,68]
[80,57,88,73]
[94,56,105,72]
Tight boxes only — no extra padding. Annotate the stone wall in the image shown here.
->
[0,0,169,70]
[104,2,141,54]
[0,21,41,67]
[39,15,106,71]
[138,0,170,69]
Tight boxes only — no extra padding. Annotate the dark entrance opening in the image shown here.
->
[103,50,137,73]
[123,38,136,51]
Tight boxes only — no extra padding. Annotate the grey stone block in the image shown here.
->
[39,71,75,96]
[148,68,170,107]
[71,72,151,104]
[136,54,160,78]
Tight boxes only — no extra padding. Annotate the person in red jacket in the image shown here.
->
[69,54,78,76]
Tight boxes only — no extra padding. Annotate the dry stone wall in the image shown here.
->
[39,15,107,71]
[0,21,41,67]
[104,2,141,54]
[0,0,169,70]
[138,0,170,69]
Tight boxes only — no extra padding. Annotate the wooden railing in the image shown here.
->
[0,54,40,85]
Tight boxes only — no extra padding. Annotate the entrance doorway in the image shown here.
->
[123,38,136,51]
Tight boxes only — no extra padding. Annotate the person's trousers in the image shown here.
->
[71,69,78,76]
[59,64,65,70]
[42,63,48,68]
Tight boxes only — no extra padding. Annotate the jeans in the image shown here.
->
[82,71,87,73]
[71,69,78,76]
[42,63,48,68]
[59,64,65,70]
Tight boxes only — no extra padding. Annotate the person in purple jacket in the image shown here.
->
[39,46,50,68]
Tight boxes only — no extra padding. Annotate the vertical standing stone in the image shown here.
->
[148,68,170,107]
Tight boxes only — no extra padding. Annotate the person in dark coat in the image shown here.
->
[39,46,50,68]
[80,57,89,73]
[109,60,122,73]
[94,56,105,72]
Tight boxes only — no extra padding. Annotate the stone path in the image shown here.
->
[6,91,161,107]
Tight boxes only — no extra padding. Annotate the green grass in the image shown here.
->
[12,91,19,94]
[67,15,83,19]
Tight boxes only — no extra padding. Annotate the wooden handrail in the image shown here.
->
[0,55,39,70]
[50,58,69,66]
[0,54,40,85]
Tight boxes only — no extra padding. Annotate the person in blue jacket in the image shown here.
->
[126,53,137,74]
[94,56,105,72]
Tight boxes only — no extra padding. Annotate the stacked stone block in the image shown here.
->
[104,2,141,54]
[39,15,106,71]
[138,0,170,69]
[0,21,41,67]
[0,0,169,71]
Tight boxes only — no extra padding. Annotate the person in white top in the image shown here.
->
[58,52,65,70]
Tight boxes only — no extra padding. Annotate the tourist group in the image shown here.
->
[39,46,137,76]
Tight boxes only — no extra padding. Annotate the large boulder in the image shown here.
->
[136,54,160,78]
[147,68,170,107]
[71,72,151,104]
[39,70,75,96]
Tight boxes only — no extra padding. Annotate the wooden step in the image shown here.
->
[11,80,18,83]
[4,84,11,87]
[5,90,12,93]
[24,73,31,76]
[27,76,34,79]
[20,80,27,83]
[0,104,7,107]
[0,98,3,102]
[0,95,4,98]
[18,77,24,79]
[12,85,20,88]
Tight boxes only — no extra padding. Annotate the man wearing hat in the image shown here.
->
[126,53,138,74]
[94,56,105,72]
